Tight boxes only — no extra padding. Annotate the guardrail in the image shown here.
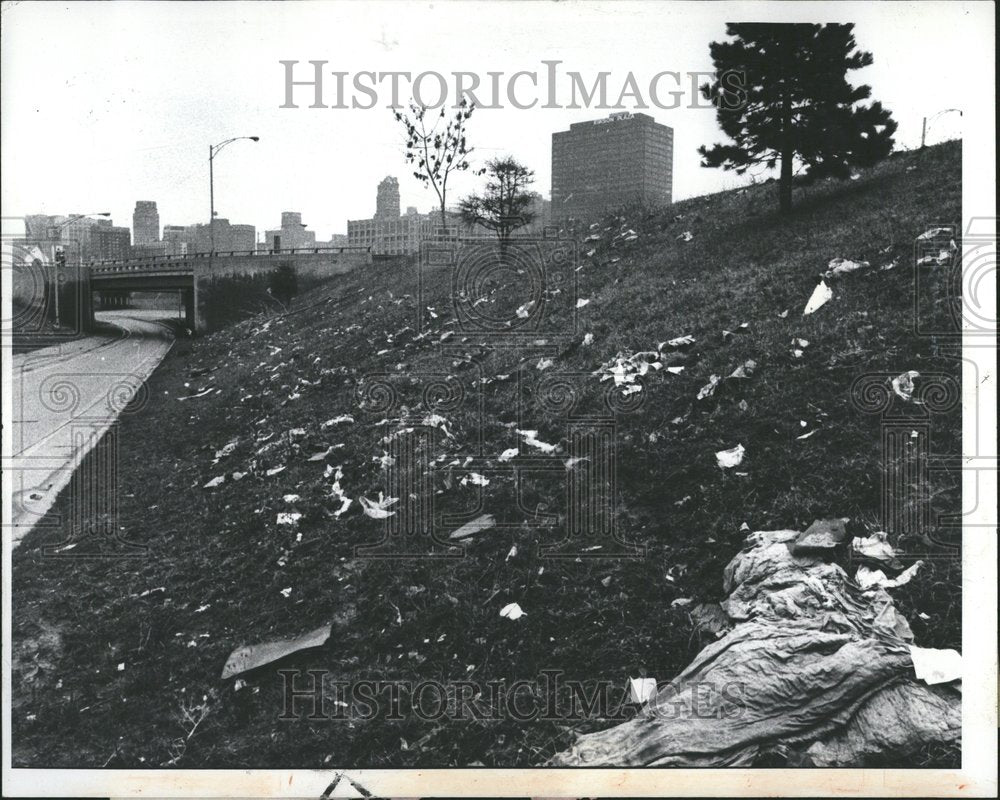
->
[87,246,372,274]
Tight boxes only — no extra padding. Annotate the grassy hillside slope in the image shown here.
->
[12,141,962,768]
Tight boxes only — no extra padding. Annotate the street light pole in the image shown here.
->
[208,136,259,279]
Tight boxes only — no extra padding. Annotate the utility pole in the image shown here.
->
[920,117,926,150]
[209,143,215,278]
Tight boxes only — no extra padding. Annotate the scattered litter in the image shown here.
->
[916,227,952,241]
[671,597,693,608]
[824,258,870,279]
[728,359,756,379]
[536,358,554,371]
[276,512,302,526]
[855,561,923,590]
[460,472,490,487]
[697,375,721,401]
[628,677,658,704]
[852,531,901,567]
[506,545,518,561]
[909,646,961,685]
[677,231,694,242]
[582,333,594,346]
[307,446,336,462]
[664,334,695,348]
[282,494,300,504]
[715,444,745,469]
[117,662,125,672]
[552,526,961,767]
[321,415,354,428]
[280,587,292,598]
[917,250,952,267]
[891,370,919,402]
[803,280,833,315]
[796,429,817,440]
[178,387,214,401]
[449,514,496,540]
[498,448,519,462]
[576,298,591,309]
[265,465,286,477]
[516,429,558,454]
[220,624,332,679]
[791,518,849,554]
[499,602,526,621]
[203,475,225,489]
[359,493,399,519]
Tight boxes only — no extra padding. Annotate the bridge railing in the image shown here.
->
[87,246,372,274]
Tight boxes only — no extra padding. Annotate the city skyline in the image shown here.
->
[1,2,970,241]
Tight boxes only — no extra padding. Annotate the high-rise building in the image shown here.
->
[91,226,132,261]
[230,224,256,252]
[132,201,160,244]
[349,178,435,255]
[162,225,189,255]
[375,176,401,220]
[551,112,673,221]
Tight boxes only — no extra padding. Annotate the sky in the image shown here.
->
[0,1,985,240]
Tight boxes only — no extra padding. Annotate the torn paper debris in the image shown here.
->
[909,645,961,685]
[891,370,919,402]
[715,444,745,469]
[499,602,526,620]
[221,624,332,679]
[449,514,496,540]
[803,280,833,315]
[628,677,658,704]
[359,493,399,519]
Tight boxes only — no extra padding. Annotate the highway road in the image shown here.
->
[6,311,176,548]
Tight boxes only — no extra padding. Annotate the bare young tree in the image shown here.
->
[393,99,477,231]
[458,156,537,246]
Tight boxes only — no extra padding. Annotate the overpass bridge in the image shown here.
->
[86,246,372,331]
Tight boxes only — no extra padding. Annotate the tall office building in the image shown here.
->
[375,176,401,220]
[91,226,132,261]
[132,201,160,244]
[551,112,673,221]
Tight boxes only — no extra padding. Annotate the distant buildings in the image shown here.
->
[262,211,316,251]
[162,225,189,256]
[91,225,132,261]
[23,213,115,263]
[132,201,160,245]
[375,176,401,220]
[551,112,673,221]
[348,175,554,255]
[156,219,257,256]
[349,203,436,256]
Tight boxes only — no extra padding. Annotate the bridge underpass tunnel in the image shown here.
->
[93,289,192,331]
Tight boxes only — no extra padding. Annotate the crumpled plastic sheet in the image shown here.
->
[550,528,960,766]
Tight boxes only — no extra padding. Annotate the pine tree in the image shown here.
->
[458,157,538,246]
[699,23,898,214]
